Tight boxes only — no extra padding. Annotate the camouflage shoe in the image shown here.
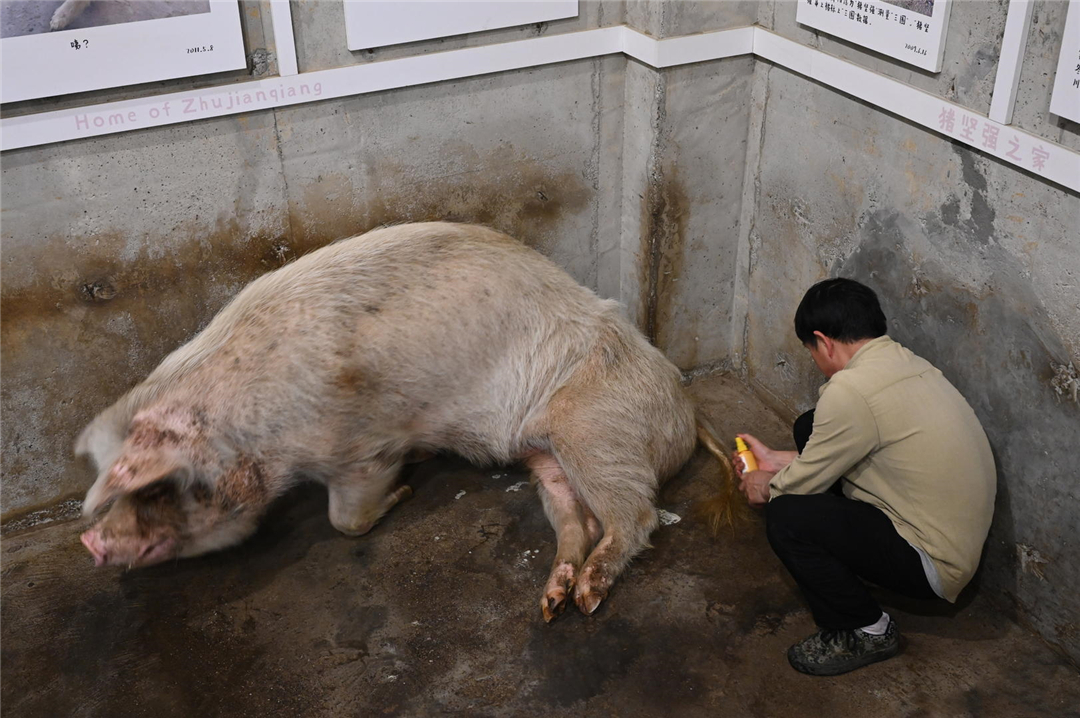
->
[787,620,900,676]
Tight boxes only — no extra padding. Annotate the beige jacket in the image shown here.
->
[769,336,996,602]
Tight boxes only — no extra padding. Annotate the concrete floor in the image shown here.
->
[2,373,1078,717]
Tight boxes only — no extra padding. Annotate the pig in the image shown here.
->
[76,222,736,621]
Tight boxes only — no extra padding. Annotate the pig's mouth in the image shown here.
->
[80,529,178,568]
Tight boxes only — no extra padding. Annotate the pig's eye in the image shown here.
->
[190,482,214,505]
[89,495,118,517]
[134,479,179,502]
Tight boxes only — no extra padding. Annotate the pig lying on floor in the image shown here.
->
[76,222,735,621]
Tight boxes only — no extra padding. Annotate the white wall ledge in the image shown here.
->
[2,24,1077,192]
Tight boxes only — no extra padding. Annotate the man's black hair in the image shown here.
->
[794,277,887,347]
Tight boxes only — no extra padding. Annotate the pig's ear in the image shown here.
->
[82,449,193,516]
[74,414,125,473]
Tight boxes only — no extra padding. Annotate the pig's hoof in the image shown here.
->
[541,594,565,623]
[573,567,609,616]
[541,561,576,623]
[574,588,605,616]
[389,484,413,504]
[333,520,375,537]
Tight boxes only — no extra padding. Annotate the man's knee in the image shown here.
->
[793,410,815,453]
[765,494,804,551]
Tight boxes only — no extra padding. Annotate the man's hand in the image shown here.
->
[732,433,798,478]
[739,469,774,508]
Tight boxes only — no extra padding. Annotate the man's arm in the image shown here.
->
[740,469,774,508]
[733,435,796,508]
[733,434,798,477]
[769,381,878,498]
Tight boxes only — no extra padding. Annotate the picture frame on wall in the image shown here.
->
[795,0,953,73]
[0,0,247,104]
[343,0,579,52]
[1049,0,1080,123]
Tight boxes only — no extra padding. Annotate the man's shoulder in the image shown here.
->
[817,374,875,417]
[835,338,938,395]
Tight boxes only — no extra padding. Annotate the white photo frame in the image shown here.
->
[1049,0,1080,123]
[1,0,247,104]
[343,0,579,52]
[795,0,952,72]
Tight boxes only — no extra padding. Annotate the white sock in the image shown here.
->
[858,612,890,635]
[855,608,889,634]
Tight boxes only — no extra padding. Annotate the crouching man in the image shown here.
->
[737,278,996,676]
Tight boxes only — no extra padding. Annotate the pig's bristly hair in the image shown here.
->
[693,417,754,534]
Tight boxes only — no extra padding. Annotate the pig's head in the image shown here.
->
[78,406,269,569]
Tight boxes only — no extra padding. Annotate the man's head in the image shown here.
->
[794,278,887,377]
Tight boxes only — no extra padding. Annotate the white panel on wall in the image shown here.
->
[988,0,1035,125]
[2,23,1078,194]
[343,0,578,51]
[1049,0,1080,123]
[0,0,246,104]
[795,0,952,72]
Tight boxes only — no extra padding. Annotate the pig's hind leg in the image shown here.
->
[570,462,659,616]
[527,451,603,622]
[328,459,411,536]
[544,421,662,616]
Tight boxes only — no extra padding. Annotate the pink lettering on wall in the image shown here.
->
[1031,146,1050,171]
[959,115,977,141]
[71,81,324,135]
[937,107,955,132]
[1005,135,1023,162]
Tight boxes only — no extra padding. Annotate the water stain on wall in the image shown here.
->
[286,147,592,261]
[638,164,688,354]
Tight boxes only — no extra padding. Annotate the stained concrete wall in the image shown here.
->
[625,57,754,371]
[0,54,634,512]
[2,1,757,514]
[743,3,1080,663]
[620,1,755,370]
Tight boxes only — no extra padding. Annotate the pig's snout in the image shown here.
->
[81,527,177,568]
[80,529,109,567]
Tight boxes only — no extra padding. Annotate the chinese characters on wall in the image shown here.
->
[0,0,245,103]
[805,0,933,32]
[937,104,1058,176]
[796,0,952,72]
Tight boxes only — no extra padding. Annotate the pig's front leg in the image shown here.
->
[327,459,410,536]
[527,451,603,622]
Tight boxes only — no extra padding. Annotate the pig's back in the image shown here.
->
[177,223,665,463]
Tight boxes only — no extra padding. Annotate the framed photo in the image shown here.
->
[1049,0,1080,123]
[1,0,246,103]
[343,0,579,52]
[795,0,952,72]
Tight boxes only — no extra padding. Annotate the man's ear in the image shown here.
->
[812,331,834,357]
[82,448,193,516]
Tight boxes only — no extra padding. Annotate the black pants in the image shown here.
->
[766,411,939,630]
